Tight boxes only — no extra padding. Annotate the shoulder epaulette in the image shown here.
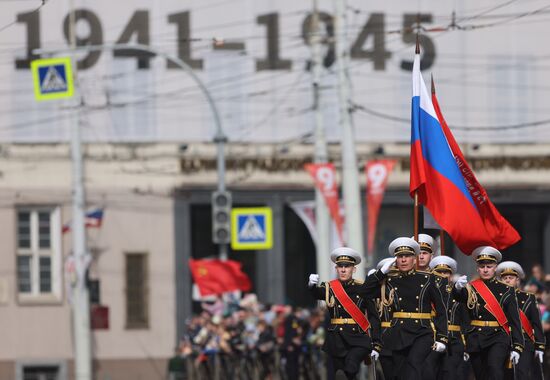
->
[432,271,446,278]
[353,279,364,285]
[417,269,431,274]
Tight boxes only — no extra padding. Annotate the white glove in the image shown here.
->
[308,274,320,287]
[380,258,396,274]
[463,353,470,361]
[510,350,520,365]
[433,342,446,352]
[535,350,544,363]
[370,350,379,361]
[455,275,468,290]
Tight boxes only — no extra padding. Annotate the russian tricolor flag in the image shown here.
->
[62,208,104,234]
[409,52,520,255]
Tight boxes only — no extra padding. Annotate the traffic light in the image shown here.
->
[212,191,232,244]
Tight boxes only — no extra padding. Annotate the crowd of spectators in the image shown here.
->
[168,293,328,380]
[168,263,550,380]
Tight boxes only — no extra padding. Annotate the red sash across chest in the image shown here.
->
[519,310,535,341]
[470,279,510,335]
[329,279,370,333]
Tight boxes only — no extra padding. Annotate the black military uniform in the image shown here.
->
[516,289,545,378]
[376,259,399,380]
[453,247,524,380]
[415,234,446,380]
[430,256,470,380]
[309,248,387,380]
[497,261,546,379]
[382,237,449,380]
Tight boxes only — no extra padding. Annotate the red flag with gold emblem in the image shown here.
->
[189,259,252,296]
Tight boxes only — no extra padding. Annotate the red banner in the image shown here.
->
[189,259,252,296]
[365,160,396,254]
[304,163,344,244]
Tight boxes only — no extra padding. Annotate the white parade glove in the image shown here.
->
[463,353,470,361]
[455,275,468,290]
[510,351,520,365]
[308,274,320,287]
[380,258,396,274]
[370,350,379,361]
[433,342,446,352]
[535,350,544,363]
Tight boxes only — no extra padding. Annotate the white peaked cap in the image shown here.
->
[388,237,420,256]
[430,256,458,274]
[330,247,361,265]
[411,233,438,256]
[367,268,377,276]
[472,246,502,264]
[496,261,525,279]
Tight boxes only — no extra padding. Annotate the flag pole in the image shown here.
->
[414,192,419,241]
[430,74,446,256]
[413,35,420,244]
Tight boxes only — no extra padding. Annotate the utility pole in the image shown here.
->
[334,0,365,276]
[68,1,92,379]
[311,0,331,281]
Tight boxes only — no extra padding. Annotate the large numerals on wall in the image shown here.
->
[15,10,40,69]
[15,9,436,72]
[400,13,436,71]
[62,10,103,70]
[167,11,203,69]
[350,13,392,71]
[256,13,292,71]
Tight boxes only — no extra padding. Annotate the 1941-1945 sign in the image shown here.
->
[15,9,436,72]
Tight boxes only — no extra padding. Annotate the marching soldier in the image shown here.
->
[382,237,448,380]
[453,246,524,380]
[415,233,446,379]
[375,257,398,380]
[415,233,438,272]
[429,256,470,380]
[307,247,394,380]
[497,260,546,379]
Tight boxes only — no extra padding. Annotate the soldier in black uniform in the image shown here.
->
[374,257,398,380]
[430,255,470,380]
[381,237,449,380]
[414,234,446,380]
[308,247,394,380]
[453,246,524,380]
[415,233,438,271]
[497,260,546,379]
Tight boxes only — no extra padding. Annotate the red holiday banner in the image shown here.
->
[304,163,345,244]
[366,159,397,255]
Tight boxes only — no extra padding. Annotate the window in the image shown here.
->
[16,361,66,380]
[125,253,149,329]
[16,207,62,301]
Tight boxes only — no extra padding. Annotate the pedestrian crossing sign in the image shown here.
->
[31,57,74,101]
[231,207,273,250]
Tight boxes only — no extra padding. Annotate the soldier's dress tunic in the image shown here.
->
[514,289,546,379]
[378,269,398,380]
[453,277,524,380]
[381,269,448,380]
[437,278,470,380]
[310,270,385,379]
